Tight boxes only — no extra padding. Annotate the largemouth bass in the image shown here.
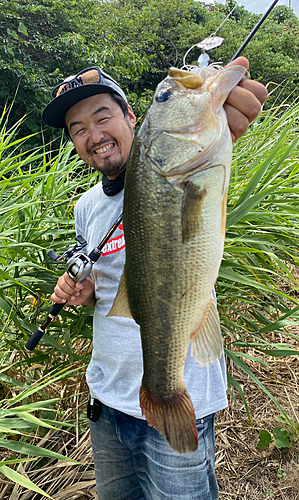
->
[108,64,247,453]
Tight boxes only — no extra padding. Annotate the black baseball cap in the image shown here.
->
[42,66,128,129]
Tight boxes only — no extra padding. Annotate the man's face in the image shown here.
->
[65,94,136,179]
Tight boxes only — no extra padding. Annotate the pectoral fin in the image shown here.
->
[107,267,133,319]
[191,295,223,366]
[182,182,207,243]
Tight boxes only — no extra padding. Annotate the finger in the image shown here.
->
[238,78,268,105]
[51,291,81,304]
[225,85,263,124]
[225,56,268,106]
[61,272,78,288]
[56,279,77,296]
[51,277,79,303]
[50,291,67,304]
[51,287,80,303]
[224,103,249,143]
[225,56,249,71]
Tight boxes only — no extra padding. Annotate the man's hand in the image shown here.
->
[224,56,268,142]
[51,272,96,307]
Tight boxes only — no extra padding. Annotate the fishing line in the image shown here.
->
[182,4,237,67]
[211,4,237,36]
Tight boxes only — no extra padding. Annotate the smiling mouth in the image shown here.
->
[93,143,115,156]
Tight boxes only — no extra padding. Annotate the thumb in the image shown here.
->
[225,56,249,71]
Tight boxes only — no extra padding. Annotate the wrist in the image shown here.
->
[82,294,96,307]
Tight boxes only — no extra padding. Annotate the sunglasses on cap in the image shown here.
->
[51,66,122,100]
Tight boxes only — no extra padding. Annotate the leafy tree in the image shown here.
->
[0,0,100,139]
[1,0,299,142]
[84,0,208,93]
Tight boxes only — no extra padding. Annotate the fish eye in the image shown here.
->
[155,89,171,102]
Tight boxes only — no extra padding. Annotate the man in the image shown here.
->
[42,59,267,500]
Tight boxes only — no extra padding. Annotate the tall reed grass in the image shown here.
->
[0,105,97,497]
[219,100,299,422]
[0,98,299,497]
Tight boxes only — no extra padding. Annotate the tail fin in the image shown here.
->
[140,385,198,453]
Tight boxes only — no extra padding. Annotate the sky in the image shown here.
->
[202,0,299,18]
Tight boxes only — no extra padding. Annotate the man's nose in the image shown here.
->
[89,126,105,144]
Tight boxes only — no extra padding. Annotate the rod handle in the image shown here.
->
[50,302,66,316]
[25,327,46,351]
[25,302,66,351]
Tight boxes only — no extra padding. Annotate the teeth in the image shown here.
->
[94,144,114,155]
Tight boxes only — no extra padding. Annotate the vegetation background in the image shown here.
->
[1,0,299,499]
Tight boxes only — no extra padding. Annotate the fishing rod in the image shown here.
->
[25,213,123,351]
[229,0,280,62]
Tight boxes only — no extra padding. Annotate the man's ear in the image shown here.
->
[128,105,137,128]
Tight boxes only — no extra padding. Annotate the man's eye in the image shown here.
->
[75,128,85,135]
[155,89,171,102]
[98,117,109,123]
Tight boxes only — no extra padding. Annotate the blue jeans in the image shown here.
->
[89,403,219,500]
